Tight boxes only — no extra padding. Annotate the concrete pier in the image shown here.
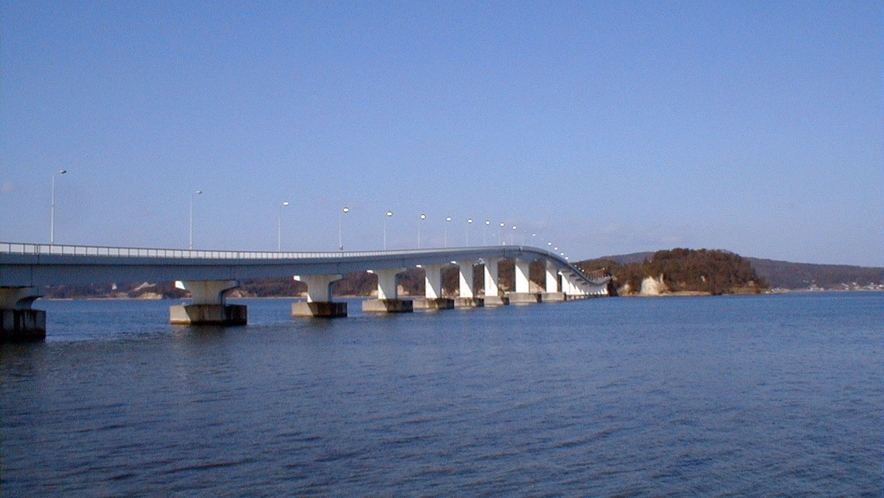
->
[170,304,247,325]
[483,296,510,307]
[363,298,413,313]
[1,287,46,341]
[170,280,246,325]
[413,298,454,310]
[482,258,508,307]
[507,292,541,304]
[455,297,484,308]
[362,268,412,313]
[542,292,567,302]
[292,301,348,318]
[1,309,46,340]
[293,274,347,318]
[514,259,531,294]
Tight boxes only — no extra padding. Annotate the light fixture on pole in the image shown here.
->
[50,169,67,245]
[466,219,473,246]
[444,216,452,247]
[339,207,349,251]
[418,213,426,248]
[384,211,393,250]
[512,225,517,245]
[499,222,505,245]
[277,201,290,251]
[189,190,202,250]
[484,220,490,245]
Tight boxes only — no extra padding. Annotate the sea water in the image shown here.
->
[1,293,880,495]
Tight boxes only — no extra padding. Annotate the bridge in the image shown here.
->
[0,242,611,340]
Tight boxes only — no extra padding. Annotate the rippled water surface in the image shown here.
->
[2,293,881,495]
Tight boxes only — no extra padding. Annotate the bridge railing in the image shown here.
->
[0,242,547,261]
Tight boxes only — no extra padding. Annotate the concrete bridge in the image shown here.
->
[0,242,611,340]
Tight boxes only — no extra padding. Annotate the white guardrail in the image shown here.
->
[0,242,548,261]
[0,242,475,260]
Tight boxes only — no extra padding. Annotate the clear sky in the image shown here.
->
[2,1,881,266]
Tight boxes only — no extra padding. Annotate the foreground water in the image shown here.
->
[2,293,881,496]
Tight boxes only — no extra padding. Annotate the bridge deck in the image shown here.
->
[1,242,609,288]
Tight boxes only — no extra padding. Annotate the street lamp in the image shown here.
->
[466,219,473,246]
[511,225,517,245]
[418,213,426,248]
[384,211,393,250]
[484,220,490,245]
[499,222,505,245]
[444,216,452,247]
[339,207,349,251]
[277,201,290,251]
[189,190,202,250]
[50,169,67,245]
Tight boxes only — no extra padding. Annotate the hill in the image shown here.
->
[745,258,882,291]
[576,248,766,295]
[579,249,882,293]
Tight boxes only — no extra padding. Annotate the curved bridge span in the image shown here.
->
[1,242,611,339]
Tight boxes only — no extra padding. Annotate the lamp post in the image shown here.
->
[418,213,426,248]
[511,225,517,245]
[277,201,290,251]
[499,222,505,245]
[339,207,349,251]
[444,216,452,247]
[50,169,67,245]
[484,220,490,245]
[466,219,473,246]
[383,211,392,250]
[189,190,202,250]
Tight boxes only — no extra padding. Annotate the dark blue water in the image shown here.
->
[2,293,881,496]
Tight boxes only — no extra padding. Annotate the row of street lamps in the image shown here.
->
[47,174,567,258]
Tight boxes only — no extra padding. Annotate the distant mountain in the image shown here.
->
[745,258,882,291]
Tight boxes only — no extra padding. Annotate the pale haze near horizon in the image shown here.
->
[1,1,881,267]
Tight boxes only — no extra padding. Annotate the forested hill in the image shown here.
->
[579,249,882,293]
[576,248,766,295]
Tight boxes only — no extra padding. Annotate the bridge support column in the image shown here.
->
[1,287,46,341]
[363,268,413,313]
[170,280,246,325]
[292,275,347,318]
[414,264,453,310]
[562,272,591,299]
[561,273,575,298]
[482,258,508,307]
[455,261,482,308]
[508,258,540,304]
[543,260,566,302]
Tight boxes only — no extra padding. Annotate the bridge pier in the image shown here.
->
[542,260,566,302]
[482,258,509,307]
[455,261,483,308]
[363,268,413,313]
[1,287,46,341]
[292,274,347,318]
[170,280,247,325]
[413,264,454,310]
[507,258,541,304]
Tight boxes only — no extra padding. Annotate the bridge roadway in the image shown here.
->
[1,242,611,340]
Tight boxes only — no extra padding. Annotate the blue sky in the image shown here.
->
[2,1,881,266]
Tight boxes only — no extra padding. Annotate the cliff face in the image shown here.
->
[639,275,667,296]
